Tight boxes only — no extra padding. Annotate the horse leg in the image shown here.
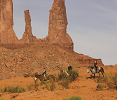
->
[99,72,100,77]
[94,74,95,78]
[90,73,92,76]
[102,72,104,77]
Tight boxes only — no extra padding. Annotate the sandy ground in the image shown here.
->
[0,65,117,100]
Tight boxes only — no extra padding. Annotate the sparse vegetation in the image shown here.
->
[63,95,82,100]
[50,81,55,91]
[24,74,30,78]
[58,70,79,88]
[1,86,26,93]
[34,83,39,91]
[10,94,19,99]
[27,82,39,91]
[39,78,45,86]
[96,73,117,90]
[0,98,4,100]
[96,83,104,91]
[44,77,55,91]
[27,83,34,91]
[68,70,79,82]
[60,79,69,89]
[24,72,38,78]
[25,69,79,91]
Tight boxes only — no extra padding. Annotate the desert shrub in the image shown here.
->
[45,77,55,91]
[97,74,109,83]
[1,86,26,93]
[45,83,49,90]
[34,83,39,91]
[97,73,117,90]
[58,70,79,82]
[58,70,79,89]
[63,95,82,100]
[0,98,4,100]
[27,82,39,91]
[24,72,38,78]
[50,81,55,91]
[30,72,38,77]
[24,74,30,78]
[40,78,45,86]
[68,70,79,82]
[27,83,34,91]
[58,71,68,81]
[112,74,117,89]
[60,79,69,89]
[96,83,104,91]
[49,78,55,91]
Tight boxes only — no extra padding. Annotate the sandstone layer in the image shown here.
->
[0,0,18,44]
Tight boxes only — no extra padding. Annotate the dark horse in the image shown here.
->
[87,66,104,77]
[35,74,55,81]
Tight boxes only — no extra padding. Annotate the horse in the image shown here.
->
[59,69,69,76]
[35,74,55,81]
[87,66,104,77]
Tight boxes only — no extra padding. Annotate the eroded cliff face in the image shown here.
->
[47,0,73,51]
[0,0,18,44]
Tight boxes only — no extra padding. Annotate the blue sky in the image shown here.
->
[12,0,117,65]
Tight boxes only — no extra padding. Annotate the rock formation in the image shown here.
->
[0,0,105,80]
[21,10,34,43]
[0,0,18,44]
[47,0,73,51]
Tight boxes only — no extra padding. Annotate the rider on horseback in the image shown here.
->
[94,60,98,72]
[68,64,72,71]
[42,68,46,80]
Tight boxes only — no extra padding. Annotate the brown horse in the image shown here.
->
[35,74,55,81]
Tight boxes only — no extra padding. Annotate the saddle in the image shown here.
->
[46,74,49,76]
[95,66,101,72]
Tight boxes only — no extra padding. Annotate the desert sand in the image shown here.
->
[0,65,117,100]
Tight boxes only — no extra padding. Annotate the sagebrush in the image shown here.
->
[97,73,117,90]
[58,70,79,88]
[63,95,82,100]
[1,86,26,93]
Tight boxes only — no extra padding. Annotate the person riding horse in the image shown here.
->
[94,60,98,72]
[68,64,72,71]
[42,68,46,80]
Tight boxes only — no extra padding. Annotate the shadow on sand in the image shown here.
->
[86,76,99,79]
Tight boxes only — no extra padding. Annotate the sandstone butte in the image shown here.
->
[0,0,104,79]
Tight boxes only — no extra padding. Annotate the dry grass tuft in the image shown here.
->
[97,73,117,90]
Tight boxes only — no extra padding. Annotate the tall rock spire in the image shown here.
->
[0,0,18,44]
[47,0,73,51]
[21,10,33,43]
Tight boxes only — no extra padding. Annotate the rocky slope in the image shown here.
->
[0,45,104,80]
